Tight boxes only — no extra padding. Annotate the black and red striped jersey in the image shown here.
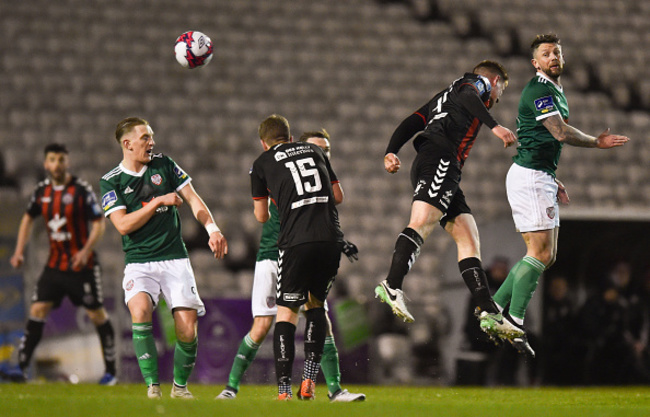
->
[26,176,103,272]
[386,72,499,167]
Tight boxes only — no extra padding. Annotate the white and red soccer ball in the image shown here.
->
[174,31,213,69]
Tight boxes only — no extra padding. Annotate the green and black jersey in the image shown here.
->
[514,71,569,177]
[100,153,191,264]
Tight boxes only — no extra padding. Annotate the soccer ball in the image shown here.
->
[174,31,213,69]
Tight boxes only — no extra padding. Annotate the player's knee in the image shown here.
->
[304,300,324,310]
[128,306,153,323]
[127,293,154,322]
[545,253,556,269]
[86,308,108,325]
[406,222,434,241]
[175,326,197,343]
[250,316,273,342]
[29,302,52,319]
[539,247,555,266]
[532,251,554,269]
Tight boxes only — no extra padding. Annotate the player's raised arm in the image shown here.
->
[542,115,629,148]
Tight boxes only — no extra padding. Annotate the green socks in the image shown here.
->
[132,322,159,386]
[226,332,343,394]
[173,337,198,386]
[133,322,199,387]
[227,333,261,392]
[493,256,546,321]
[321,335,342,395]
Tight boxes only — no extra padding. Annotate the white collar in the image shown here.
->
[536,71,563,91]
[119,162,149,177]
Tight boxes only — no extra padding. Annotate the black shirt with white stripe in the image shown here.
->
[250,142,339,249]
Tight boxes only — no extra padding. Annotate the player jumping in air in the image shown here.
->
[480,34,629,356]
[375,61,517,336]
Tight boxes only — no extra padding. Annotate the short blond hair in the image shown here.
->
[115,117,150,145]
[258,114,290,145]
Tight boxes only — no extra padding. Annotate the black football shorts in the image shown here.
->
[410,146,471,228]
[276,241,340,309]
[32,266,104,309]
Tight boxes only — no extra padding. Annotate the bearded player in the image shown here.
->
[480,34,629,356]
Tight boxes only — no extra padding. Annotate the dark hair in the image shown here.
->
[258,114,290,144]
[473,60,509,86]
[298,129,330,143]
[531,33,561,57]
[115,117,150,144]
[44,143,68,155]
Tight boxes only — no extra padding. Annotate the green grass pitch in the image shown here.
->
[1,384,649,417]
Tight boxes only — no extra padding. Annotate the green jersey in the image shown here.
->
[256,201,280,262]
[100,153,190,264]
[514,72,569,176]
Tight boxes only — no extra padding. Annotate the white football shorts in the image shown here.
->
[251,259,279,317]
[506,163,560,233]
[250,259,329,317]
[123,258,205,316]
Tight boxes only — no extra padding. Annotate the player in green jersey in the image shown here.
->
[100,117,228,399]
[480,34,629,355]
[216,129,364,402]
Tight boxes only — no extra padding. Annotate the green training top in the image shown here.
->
[256,201,280,262]
[100,153,190,264]
[514,72,569,176]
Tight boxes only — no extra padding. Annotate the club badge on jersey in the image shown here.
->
[274,150,288,162]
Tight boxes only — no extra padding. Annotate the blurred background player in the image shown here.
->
[216,129,364,402]
[5,143,116,385]
[480,34,630,355]
[249,115,342,400]
[374,61,517,329]
[100,117,228,399]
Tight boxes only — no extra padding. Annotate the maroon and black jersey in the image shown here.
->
[250,142,340,249]
[386,72,498,167]
[26,176,103,272]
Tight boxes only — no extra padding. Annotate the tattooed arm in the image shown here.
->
[542,114,629,149]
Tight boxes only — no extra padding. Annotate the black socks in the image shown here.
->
[459,257,498,314]
[386,227,424,290]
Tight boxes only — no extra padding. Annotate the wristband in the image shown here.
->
[205,223,220,235]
